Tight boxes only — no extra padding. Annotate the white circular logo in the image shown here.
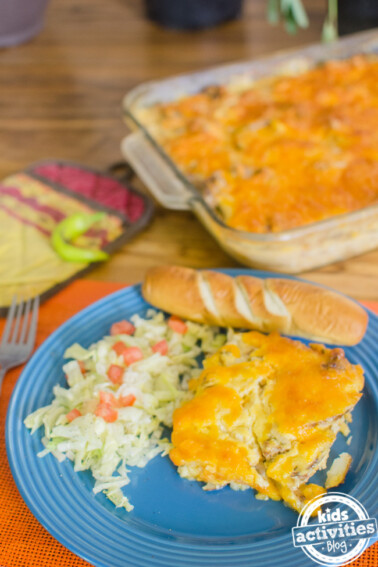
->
[292,492,377,566]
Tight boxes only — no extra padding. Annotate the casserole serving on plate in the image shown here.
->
[122,30,378,273]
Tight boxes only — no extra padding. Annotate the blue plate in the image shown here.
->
[6,270,378,567]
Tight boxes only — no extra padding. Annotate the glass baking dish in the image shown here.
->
[121,30,378,273]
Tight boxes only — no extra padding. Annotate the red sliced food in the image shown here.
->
[152,339,168,356]
[95,403,118,423]
[99,390,116,406]
[66,408,81,422]
[118,394,136,407]
[168,315,188,334]
[122,346,143,366]
[112,341,128,356]
[110,320,135,336]
[107,364,124,384]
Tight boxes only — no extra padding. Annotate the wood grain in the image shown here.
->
[0,0,377,300]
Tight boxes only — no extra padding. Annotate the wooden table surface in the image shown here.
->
[0,0,377,300]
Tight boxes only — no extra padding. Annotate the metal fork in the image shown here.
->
[0,296,39,393]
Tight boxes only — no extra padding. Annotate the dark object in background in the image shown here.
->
[338,0,378,35]
[145,0,243,30]
[0,0,49,47]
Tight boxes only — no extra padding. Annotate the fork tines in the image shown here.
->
[1,296,40,349]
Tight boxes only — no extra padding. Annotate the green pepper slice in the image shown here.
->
[51,212,110,263]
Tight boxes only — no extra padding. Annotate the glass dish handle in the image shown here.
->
[121,132,191,210]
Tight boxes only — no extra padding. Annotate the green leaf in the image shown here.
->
[283,8,298,34]
[322,18,338,43]
[289,0,309,28]
[267,0,280,24]
[64,343,92,361]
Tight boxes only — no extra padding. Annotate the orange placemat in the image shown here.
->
[0,281,377,567]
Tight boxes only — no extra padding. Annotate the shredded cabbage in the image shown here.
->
[24,310,225,511]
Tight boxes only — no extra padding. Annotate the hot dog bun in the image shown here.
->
[142,266,368,345]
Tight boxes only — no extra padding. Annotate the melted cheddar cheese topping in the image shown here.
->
[170,332,364,511]
[147,56,378,233]
[242,333,363,435]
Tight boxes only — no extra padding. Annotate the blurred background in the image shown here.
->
[1,0,378,179]
[0,0,377,290]
[0,0,335,178]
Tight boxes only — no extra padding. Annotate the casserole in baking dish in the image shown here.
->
[122,30,378,272]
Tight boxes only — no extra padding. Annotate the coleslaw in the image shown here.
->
[24,310,225,511]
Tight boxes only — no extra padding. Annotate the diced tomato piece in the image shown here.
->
[99,390,116,405]
[110,320,135,336]
[168,315,188,334]
[112,341,128,356]
[95,403,118,423]
[122,346,143,366]
[78,360,86,374]
[118,394,136,407]
[66,408,81,422]
[107,364,124,384]
[152,339,168,356]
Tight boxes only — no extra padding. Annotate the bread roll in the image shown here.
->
[142,266,368,345]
